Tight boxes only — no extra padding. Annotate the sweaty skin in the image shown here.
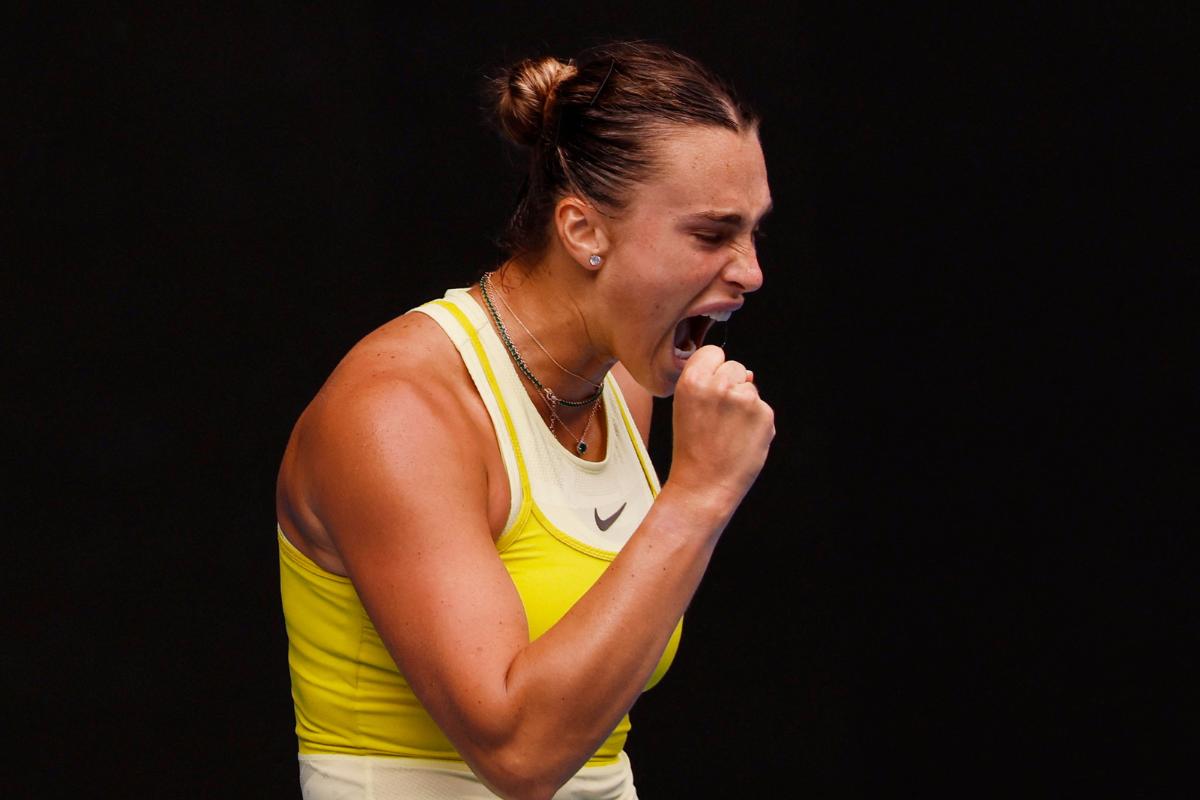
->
[276,125,774,800]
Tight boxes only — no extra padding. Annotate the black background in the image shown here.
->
[9,3,1189,798]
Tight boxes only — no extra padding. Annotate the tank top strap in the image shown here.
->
[414,286,661,551]
[412,293,532,547]
[604,371,661,498]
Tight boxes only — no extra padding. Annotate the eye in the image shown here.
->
[692,230,725,244]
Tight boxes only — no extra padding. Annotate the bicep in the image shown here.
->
[306,381,528,744]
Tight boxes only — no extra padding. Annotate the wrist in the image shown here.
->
[656,480,738,534]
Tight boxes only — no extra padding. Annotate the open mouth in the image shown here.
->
[672,310,732,360]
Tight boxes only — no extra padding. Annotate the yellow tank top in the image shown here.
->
[279,288,682,766]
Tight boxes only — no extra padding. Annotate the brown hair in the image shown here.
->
[488,41,758,258]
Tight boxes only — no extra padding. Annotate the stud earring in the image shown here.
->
[588,254,603,266]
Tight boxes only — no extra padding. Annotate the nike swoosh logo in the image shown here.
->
[594,502,628,532]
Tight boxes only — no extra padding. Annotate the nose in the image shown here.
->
[724,239,763,294]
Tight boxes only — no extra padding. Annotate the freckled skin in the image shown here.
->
[590,126,772,396]
[276,120,777,800]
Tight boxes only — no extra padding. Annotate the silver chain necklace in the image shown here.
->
[479,272,604,455]
[489,278,602,391]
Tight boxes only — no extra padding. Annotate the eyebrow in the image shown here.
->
[681,201,774,227]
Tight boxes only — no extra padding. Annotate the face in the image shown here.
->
[596,125,772,396]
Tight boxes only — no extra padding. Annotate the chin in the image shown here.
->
[625,360,676,399]
[648,364,682,398]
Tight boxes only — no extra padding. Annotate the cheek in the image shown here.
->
[608,234,709,331]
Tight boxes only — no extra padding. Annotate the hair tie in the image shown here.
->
[589,59,616,107]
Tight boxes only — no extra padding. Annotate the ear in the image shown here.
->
[554,195,610,271]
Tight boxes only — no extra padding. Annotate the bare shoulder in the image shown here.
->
[308,310,470,445]
[300,310,470,455]
[329,310,458,388]
[611,362,653,446]
[276,310,490,570]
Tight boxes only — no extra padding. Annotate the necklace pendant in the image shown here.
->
[576,441,588,455]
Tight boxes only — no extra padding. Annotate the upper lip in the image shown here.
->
[686,301,743,321]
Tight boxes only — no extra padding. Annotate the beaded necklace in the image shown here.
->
[479,273,604,455]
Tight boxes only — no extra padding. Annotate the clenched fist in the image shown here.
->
[668,345,775,516]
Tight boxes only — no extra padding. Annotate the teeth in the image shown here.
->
[702,310,732,322]
[673,343,697,360]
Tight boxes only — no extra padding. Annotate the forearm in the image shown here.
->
[465,483,734,796]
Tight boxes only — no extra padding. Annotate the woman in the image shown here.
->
[277,41,775,799]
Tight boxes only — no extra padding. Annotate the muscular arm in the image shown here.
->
[298,342,769,800]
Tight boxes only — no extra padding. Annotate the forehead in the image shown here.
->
[630,125,771,221]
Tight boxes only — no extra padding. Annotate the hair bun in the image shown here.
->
[492,56,577,147]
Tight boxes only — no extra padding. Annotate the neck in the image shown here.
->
[481,258,614,404]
